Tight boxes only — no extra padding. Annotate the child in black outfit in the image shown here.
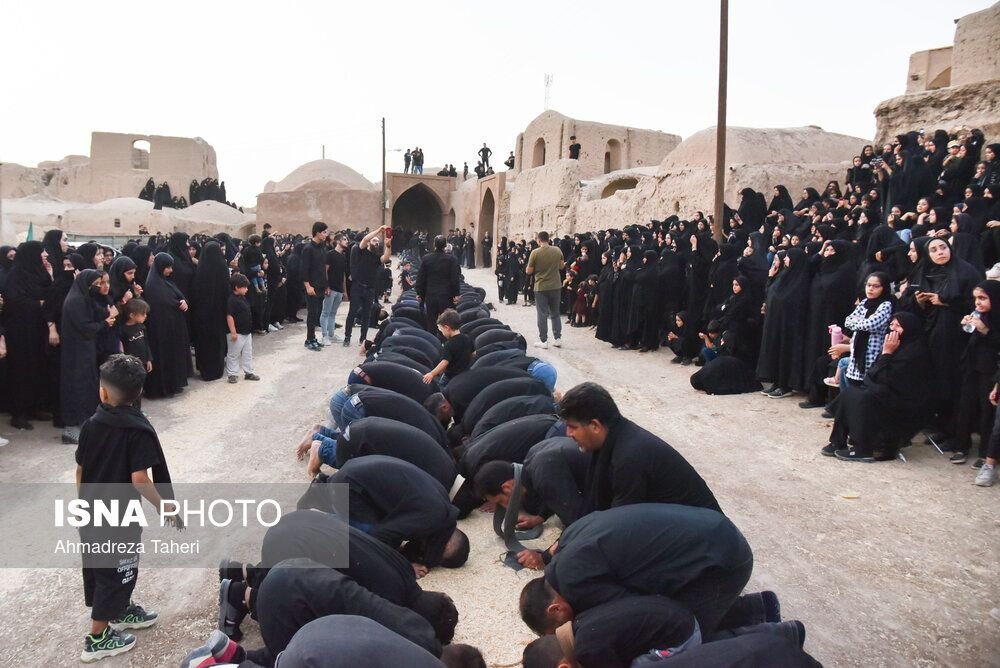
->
[226,274,259,384]
[423,309,472,387]
[119,299,152,411]
[75,354,176,663]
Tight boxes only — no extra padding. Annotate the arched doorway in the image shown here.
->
[391,183,444,236]
[532,138,546,168]
[132,139,151,170]
[603,139,621,174]
[478,189,496,267]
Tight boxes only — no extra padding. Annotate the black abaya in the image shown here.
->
[60,270,105,427]
[191,242,229,381]
[2,241,53,421]
[756,248,810,391]
[144,254,192,398]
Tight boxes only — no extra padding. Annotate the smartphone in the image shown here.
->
[384,227,394,240]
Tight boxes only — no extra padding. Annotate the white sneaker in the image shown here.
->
[274,322,284,330]
[0,436,8,447]
[975,463,997,487]
[552,339,562,348]
[330,333,344,342]
[267,324,279,333]
[534,340,549,350]
[322,336,333,346]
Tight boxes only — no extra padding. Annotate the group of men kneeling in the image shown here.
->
[180,278,820,667]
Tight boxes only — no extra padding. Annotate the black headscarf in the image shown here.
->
[76,243,100,270]
[5,241,51,300]
[42,229,65,270]
[768,186,793,214]
[108,255,138,305]
[128,245,154,287]
[851,272,896,374]
[145,253,184,305]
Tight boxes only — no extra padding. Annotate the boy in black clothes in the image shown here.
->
[422,309,472,387]
[75,354,176,662]
[119,299,152,411]
[226,273,260,384]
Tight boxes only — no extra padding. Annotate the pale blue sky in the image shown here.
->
[0,0,989,204]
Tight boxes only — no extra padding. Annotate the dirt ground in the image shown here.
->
[0,267,997,667]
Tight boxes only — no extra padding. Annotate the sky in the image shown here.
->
[0,0,990,205]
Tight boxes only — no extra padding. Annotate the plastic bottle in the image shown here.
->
[829,324,844,346]
[963,310,981,333]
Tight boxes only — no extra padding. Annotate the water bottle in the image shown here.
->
[829,325,844,346]
[963,310,981,333]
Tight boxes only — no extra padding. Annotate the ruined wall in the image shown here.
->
[512,110,680,180]
[2,133,219,204]
[499,126,866,238]
[874,79,1000,146]
[876,2,1000,145]
[256,189,381,236]
[951,2,1000,87]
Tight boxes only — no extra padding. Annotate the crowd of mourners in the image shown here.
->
[184,232,819,667]
[137,176,243,211]
[5,125,997,667]
[26,214,821,664]
[497,127,1000,483]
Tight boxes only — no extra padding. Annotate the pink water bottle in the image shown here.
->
[829,325,844,346]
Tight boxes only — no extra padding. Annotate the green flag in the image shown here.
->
[26,222,34,241]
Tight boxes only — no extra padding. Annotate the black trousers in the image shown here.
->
[670,557,763,636]
[344,284,375,342]
[953,367,995,457]
[424,298,451,335]
[305,294,323,341]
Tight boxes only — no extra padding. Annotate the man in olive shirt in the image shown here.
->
[525,231,565,349]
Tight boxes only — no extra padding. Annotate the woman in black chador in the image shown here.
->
[192,241,230,381]
[144,253,192,398]
[60,269,112,444]
[756,248,810,398]
[2,241,52,429]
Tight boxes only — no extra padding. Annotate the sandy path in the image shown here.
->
[0,267,996,667]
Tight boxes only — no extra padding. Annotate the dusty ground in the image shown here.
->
[0,267,997,667]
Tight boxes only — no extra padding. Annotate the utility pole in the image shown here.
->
[322,144,325,160]
[381,117,387,228]
[544,74,553,111]
[712,0,729,243]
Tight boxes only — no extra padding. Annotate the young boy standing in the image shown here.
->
[75,354,174,662]
[226,273,260,384]
[422,309,472,387]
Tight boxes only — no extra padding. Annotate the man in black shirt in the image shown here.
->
[416,235,460,336]
[322,233,348,345]
[317,456,469,576]
[344,226,391,348]
[479,143,492,169]
[557,382,722,514]
[568,136,581,159]
[504,151,515,169]
[519,504,775,638]
[299,222,330,351]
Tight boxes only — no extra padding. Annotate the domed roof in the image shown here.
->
[269,159,375,193]
[174,200,250,226]
[661,126,867,171]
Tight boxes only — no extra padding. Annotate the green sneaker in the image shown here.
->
[109,602,158,631]
[80,627,135,663]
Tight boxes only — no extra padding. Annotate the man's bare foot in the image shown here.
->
[412,563,429,579]
[296,424,323,460]
[306,441,323,478]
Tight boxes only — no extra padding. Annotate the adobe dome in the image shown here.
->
[269,159,375,193]
[661,126,867,171]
